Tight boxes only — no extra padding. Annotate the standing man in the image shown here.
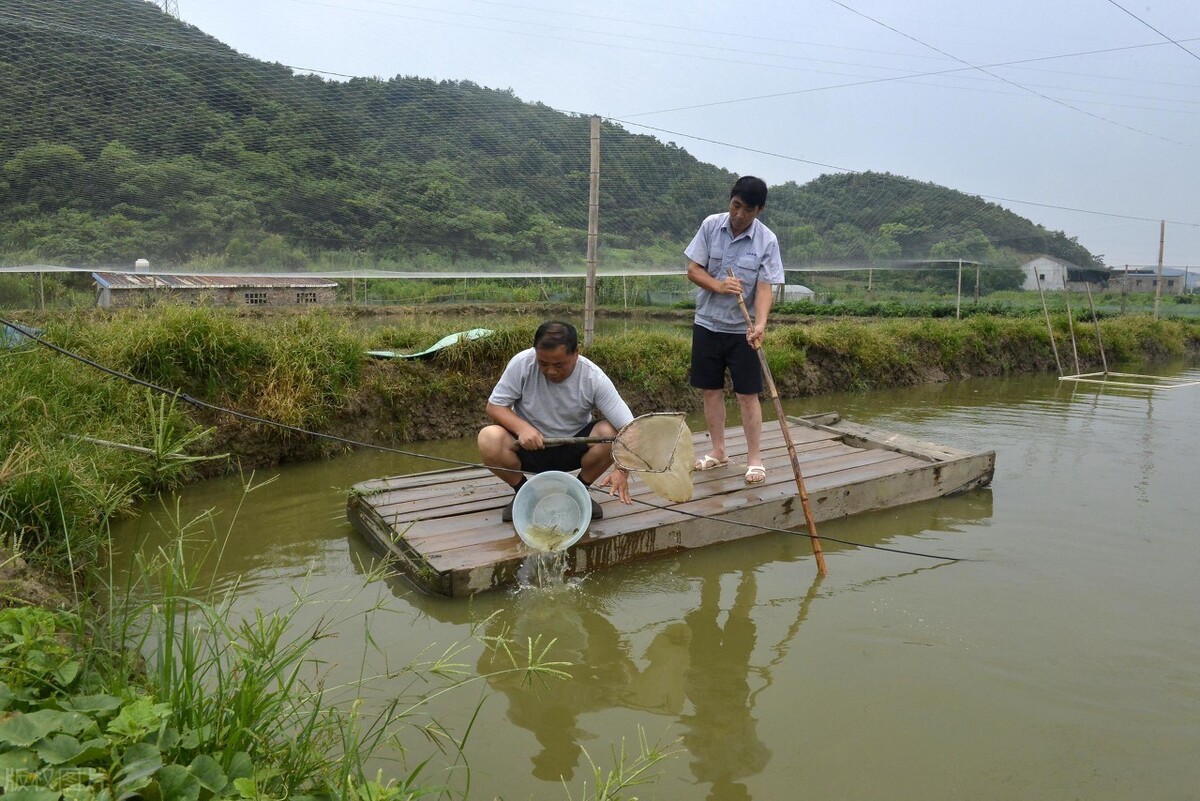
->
[685,176,784,485]
[479,320,634,521]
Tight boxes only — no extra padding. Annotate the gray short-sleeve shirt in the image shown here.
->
[487,348,634,438]
[686,213,785,334]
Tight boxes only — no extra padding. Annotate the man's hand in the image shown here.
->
[746,322,766,348]
[516,427,544,450]
[598,468,632,504]
[719,274,744,296]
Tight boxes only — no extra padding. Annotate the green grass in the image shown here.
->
[4,306,1199,572]
[2,479,630,800]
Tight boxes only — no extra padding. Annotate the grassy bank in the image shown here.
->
[5,305,1200,561]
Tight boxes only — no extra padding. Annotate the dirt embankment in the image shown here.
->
[196,317,1091,472]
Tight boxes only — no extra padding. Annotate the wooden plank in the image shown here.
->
[790,414,978,461]
[347,413,996,598]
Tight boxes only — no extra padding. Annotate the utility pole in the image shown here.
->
[584,115,600,346]
[1154,220,1165,319]
[955,258,962,320]
[161,0,180,19]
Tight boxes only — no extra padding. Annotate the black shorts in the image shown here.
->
[689,324,763,395]
[517,421,598,474]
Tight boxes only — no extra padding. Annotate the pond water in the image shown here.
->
[111,364,1200,800]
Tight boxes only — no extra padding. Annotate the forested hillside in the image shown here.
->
[0,0,1098,273]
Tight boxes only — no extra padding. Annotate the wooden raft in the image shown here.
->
[347,413,995,597]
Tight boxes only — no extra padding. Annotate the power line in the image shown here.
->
[1103,0,1200,63]
[822,0,1194,148]
[601,116,1200,231]
[619,36,1200,118]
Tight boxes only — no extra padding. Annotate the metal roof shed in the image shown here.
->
[93,273,339,309]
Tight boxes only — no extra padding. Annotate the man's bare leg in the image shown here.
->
[736,391,763,466]
[477,424,523,488]
[578,420,618,485]
[699,388,728,463]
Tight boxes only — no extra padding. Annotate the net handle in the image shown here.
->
[540,411,683,447]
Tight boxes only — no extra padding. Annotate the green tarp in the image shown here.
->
[367,328,494,360]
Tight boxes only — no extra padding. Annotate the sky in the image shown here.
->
[175,0,1200,268]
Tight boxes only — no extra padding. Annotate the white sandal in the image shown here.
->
[694,454,729,471]
[744,465,766,484]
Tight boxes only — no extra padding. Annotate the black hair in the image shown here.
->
[730,176,768,209]
[533,320,578,353]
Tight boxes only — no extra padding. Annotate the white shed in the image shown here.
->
[1020,256,1074,291]
[781,284,816,301]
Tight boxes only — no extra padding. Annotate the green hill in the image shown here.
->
[0,0,1097,275]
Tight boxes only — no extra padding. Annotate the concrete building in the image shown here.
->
[1108,267,1191,296]
[93,273,338,309]
[1019,255,1107,292]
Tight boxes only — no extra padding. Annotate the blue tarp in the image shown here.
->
[367,328,494,360]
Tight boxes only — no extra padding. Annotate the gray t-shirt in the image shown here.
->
[686,212,785,334]
[488,348,634,438]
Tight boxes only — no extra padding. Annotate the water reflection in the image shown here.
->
[107,363,1200,799]
[679,568,769,800]
[372,487,993,796]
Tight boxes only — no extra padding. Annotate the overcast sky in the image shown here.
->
[177,0,1200,268]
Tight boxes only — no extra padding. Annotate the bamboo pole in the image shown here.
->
[1061,270,1080,375]
[728,270,828,577]
[1084,282,1108,374]
[1033,265,1063,375]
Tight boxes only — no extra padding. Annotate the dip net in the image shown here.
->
[611,412,695,503]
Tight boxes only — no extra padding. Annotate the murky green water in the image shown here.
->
[112,364,1200,800]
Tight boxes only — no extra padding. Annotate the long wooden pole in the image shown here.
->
[1084,281,1108,374]
[584,115,600,346]
[728,270,828,576]
[1061,269,1080,375]
[955,258,963,320]
[1033,264,1063,375]
[1154,219,1165,319]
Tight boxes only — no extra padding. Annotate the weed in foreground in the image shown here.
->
[2,476,672,799]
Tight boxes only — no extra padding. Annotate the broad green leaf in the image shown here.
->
[227,751,254,782]
[0,709,61,747]
[0,747,38,774]
[108,698,171,740]
[151,725,181,752]
[0,681,15,711]
[233,777,257,798]
[187,754,227,793]
[62,694,123,716]
[156,764,201,801]
[43,765,105,791]
[52,660,82,687]
[115,742,163,798]
[37,733,87,765]
[178,724,212,750]
[73,738,112,765]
